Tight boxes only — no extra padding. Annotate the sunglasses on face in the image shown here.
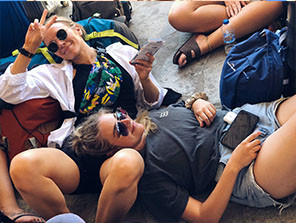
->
[114,108,129,137]
[47,29,68,53]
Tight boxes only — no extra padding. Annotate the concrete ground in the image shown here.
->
[16,1,296,223]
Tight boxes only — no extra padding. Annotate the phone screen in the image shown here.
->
[221,110,259,150]
[130,39,163,64]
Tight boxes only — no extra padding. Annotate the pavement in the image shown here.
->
[16,1,296,223]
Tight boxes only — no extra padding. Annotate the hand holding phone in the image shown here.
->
[130,39,164,64]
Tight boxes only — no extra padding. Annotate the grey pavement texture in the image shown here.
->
[16,1,296,223]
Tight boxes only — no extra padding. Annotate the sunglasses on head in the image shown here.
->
[47,29,67,53]
[114,108,129,137]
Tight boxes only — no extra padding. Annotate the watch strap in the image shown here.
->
[19,47,34,58]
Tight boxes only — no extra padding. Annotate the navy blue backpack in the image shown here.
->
[220,28,289,110]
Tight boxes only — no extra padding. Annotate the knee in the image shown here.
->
[109,149,144,189]
[168,6,201,32]
[168,10,187,32]
[10,150,43,191]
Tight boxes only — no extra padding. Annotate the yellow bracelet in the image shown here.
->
[185,92,208,109]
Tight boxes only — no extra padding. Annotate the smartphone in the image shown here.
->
[221,110,259,150]
[130,39,164,64]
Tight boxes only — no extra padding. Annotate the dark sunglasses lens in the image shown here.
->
[57,29,67,40]
[48,42,58,53]
[118,122,128,136]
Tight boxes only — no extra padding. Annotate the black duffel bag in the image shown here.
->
[71,1,132,25]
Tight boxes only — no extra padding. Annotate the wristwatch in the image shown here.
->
[19,47,34,58]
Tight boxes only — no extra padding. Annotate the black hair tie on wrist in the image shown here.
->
[19,47,35,58]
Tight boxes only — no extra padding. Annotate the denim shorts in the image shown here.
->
[218,97,296,210]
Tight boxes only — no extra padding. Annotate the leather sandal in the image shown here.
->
[173,34,201,67]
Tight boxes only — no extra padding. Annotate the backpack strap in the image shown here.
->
[12,47,56,64]
[84,29,139,49]
[82,17,139,50]
[36,47,56,64]
[279,26,288,47]
[62,110,78,119]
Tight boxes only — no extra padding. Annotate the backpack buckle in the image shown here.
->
[96,47,107,54]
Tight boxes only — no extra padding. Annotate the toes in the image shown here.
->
[178,50,196,67]
[178,54,186,67]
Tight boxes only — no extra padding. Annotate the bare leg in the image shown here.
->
[169,1,283,67]
[169,1,225,33]
[0,149,45,222]
[96,149,144,223]
[254,95,296,199]
[0,150,20,214]
[10,148,80,220]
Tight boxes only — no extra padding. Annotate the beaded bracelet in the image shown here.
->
[185,92,208,109]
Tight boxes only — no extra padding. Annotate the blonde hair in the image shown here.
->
[71,109,157,157]
[71,109,119,157]
[46,16,87,39]
[135,111,157,137]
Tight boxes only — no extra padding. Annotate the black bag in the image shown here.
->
[71,1,132,25]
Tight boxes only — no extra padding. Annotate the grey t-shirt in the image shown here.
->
[139,102,227,222]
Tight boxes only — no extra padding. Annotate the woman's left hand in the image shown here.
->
[130,53,154,81]
[192,99,216,127]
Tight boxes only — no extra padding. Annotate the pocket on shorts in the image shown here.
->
[256,127,271,144]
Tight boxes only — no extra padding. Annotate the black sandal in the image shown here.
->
[173,34,201,67]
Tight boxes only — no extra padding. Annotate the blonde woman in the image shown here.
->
[14,93,296,223]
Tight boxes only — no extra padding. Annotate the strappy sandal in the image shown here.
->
[173,34,201,67]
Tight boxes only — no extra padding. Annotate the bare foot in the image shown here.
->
[12,213,45,223]
[3,208,45,223]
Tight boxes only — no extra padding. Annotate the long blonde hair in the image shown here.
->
[71,109,157,157]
